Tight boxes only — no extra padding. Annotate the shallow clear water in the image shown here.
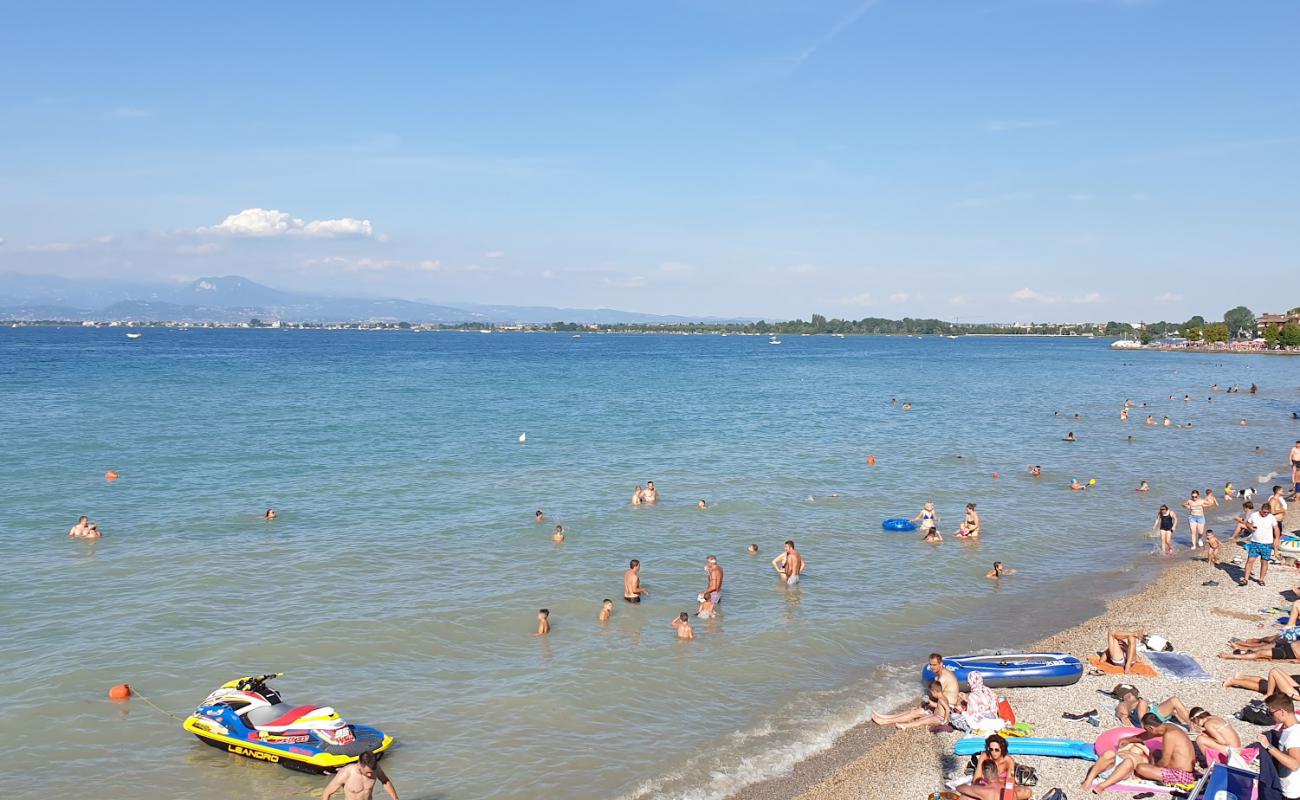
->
[2,329,1297,800]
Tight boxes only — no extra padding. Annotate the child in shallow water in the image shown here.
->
[672,612,694,639]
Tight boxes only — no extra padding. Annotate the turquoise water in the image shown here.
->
[2,329,1297,800]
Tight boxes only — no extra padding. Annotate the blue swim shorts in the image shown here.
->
[1246,542,1274,560]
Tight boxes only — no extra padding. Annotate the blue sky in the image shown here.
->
[1,0,1297,321]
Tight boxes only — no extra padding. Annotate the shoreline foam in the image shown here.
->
[729,500,1300,800]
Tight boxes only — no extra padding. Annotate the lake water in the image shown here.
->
[2,329,1298,800]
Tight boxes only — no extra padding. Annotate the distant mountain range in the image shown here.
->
[0,273,752,325]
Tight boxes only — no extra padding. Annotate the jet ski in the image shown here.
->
[182,673,393,773]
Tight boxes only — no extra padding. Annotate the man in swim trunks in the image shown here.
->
[624,559,649,602]
[771,540,804,585]
[67,515,91,537]
[1130,714,1198,787]
[1241,505,1277,586]
[698,555,723,607]
[320,751,399,800]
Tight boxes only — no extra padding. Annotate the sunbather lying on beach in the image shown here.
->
[1226,666,1300,700]
[1104,629,1145,673]
[957,734,1032,800]
[1229,625,1300,651]
[1220,638,1300,661]
[870,679,949,730]
[1114,685,1192,727]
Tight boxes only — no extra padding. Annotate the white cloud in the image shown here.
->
[985,119,1056,133]
[1154,291,1183,304]
[888,292,910,303]
[26,242,82,252]
[417,260,442,271]
[1072,292,1103,304]
[1009,287,1060,303]
[200,208,374,238]
[483,250,506,259]
[94,235,116,244]
[541,269,555,280]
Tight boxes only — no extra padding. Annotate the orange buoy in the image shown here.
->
[993,472,1000,480]
[104,471,119,481]
[867,455,876,466]
[108,684,132,700]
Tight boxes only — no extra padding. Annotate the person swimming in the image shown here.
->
[1070,478,1086,491]
[747,543,759,555]
[264,508,277,521]
[599,599,613,622]
[697,499,708,509]
[1028,465,1042,477]
[985,561,1016,579]
[1137,480,1150,492]
[552,525,565,542]
[1064,431,1077,442]
[535,609,550,636]
[535,509,545,523]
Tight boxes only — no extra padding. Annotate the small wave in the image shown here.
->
[1258,471,1280,484]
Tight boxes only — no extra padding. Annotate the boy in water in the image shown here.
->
[672,611,694,639]
[747,544,759,555]
[598,599,613,622]
[535,609,550,636]
[696,594,716,618]
[552,525,565,542]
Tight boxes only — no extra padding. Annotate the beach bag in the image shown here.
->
[1013,764,1038,786]
[997,697,1016,725]
[1238,699,1273,726]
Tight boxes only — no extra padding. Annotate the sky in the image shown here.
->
[1,0,1297,322]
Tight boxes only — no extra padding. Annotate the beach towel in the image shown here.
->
[1142,650,1216,681]
[1088,653,1159,677]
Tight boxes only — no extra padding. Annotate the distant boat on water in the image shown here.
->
[768,336,782,345]
[126,333,143,339]
[1110,339,1142,350]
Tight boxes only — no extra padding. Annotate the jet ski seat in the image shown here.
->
[245,702,299,728]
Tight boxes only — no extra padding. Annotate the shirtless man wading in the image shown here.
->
[699,555,723,606]
[771,540,804,586]
[320,752,398,800]
[624,559,649,603]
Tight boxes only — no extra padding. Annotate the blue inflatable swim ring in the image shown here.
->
[882,518,917,532]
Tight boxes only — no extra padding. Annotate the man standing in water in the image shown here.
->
[699,555,723,607]
[320,751,399,800]
[624,559,649,603]
[771,540,804,585]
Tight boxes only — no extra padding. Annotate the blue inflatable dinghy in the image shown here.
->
[954,736,1096,761]
[881,518,917,532]
[922,653,1083,690]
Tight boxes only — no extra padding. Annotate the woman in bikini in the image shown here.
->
[956,503,981,538]
[959,734,1032,800]
[912,502,939,536]
[1183,490,1207,549]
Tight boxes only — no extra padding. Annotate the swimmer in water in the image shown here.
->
[631,485,645,506]
[264,508,276,521]
[912,502,939,535]
[922,527,943,543]
[901,402,913,411]
[1064,431,1077,442]
[1137,480,1150,492]
[696,594,716,619]
[697,499,708,509]
[624,559,649,602]
[1146,415,1157,425]
[642,480,659,504]
[535,609,550,636]
[1240,419,1248,426]
[747,543,759,555]
[535,510,544,523]
[552,525,565,542]
[1028,465,1042,477]
[772,540,804,585]
[672,611,695,639]
[985,561,1016,579]
[67,515,91,537]
[955,503,981,537]
[1120,408,1129,422]
[1127,435,1133,443]
[1163,416,1172,427]
[1070,478,1086,491]
[599,599,613,622]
